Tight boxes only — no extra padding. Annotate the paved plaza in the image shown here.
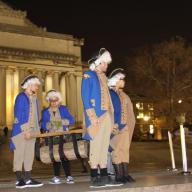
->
[1,133,192,191]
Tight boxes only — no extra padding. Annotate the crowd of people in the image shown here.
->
[9,48,136,189]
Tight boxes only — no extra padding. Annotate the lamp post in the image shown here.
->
[167,131,177,172]
[176,113,191,175]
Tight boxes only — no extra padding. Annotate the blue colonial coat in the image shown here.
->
[41,105,75,131]
[10,92,40,150]
[110,89,126,131]
[81,70,110,140]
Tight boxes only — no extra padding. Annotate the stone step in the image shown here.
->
[0,171,192,192]
[0,182,192,192]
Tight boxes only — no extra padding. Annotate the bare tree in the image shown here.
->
[127,36,192,130]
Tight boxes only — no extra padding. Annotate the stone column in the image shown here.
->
[52,71,60,91]
[60,74,67,105]
[45,72,53,92]
[0,66,6,127]
[37,70,43,115]
[18,67,26,91]
[13,69,19,106]
[66,72,77,119]
[65,73,70,106]
[76,75,84,123]
[6,68,14,126]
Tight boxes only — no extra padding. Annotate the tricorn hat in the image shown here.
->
[88,48,112,71]
[21,74,41,89]
[108,68,126,87]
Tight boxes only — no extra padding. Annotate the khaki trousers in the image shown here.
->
[89,112,113,167]
[111,128,130,164]
[13,132,36,172]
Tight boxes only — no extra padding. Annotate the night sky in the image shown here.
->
[3,1,192,69]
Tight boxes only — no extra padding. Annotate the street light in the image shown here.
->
[176,113,191,175]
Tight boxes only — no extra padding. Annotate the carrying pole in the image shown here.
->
[29,124,86,138]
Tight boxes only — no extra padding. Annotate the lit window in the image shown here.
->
[148,104,154,110]
[149,111,154,117]
[136,102,143,110]
[143,115,150,121]
[149,124,154,134]
[137,112,144,119]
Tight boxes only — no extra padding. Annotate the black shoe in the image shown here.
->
[90,177,106,188]
[122,163,135,182]
[125,175,135,182]
[116,176,127,184]
[102,176,124,187]
[16,179,26,189]
[25,178,43,188]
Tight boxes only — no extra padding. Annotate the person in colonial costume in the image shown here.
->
[41,90,75,184]
[81,48,123,188]
[10,74,43,189]
[108,68,136,183]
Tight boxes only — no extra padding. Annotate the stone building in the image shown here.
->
[0,1,84,127]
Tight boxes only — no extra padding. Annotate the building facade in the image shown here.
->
[132,96,155,140]
[0,1,84,127]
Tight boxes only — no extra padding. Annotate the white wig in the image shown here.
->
[21,75,41,89]
[46,90,62,103]
[89,48,112,71]
[108,71,125,88]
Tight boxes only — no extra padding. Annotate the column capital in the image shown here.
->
[46,70,54,75]
[26,67,35,71]
[6,67,15,73]
[36,68,45,73]
[66,71,76,77]
[53,70,62,75]
[35,69,43,76]
[17,66,27,70]
[0,65,6,70]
